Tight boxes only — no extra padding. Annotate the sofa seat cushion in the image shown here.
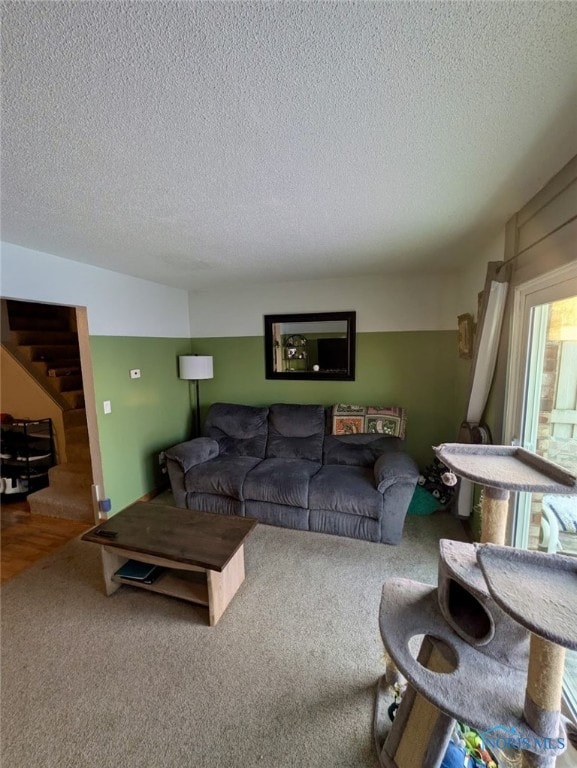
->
[309,465,383,519]
[323,434,405,467]
[205,403,269,458]
[245,501,309,531]
[185,492,244,517]
[244,458,321,508]
[309,509,380,542]
[184,456,261,500]
[266,404,325,462]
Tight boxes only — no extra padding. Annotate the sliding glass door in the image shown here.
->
[505,263,577,714]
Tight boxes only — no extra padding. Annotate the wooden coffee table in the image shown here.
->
[82,501,257,626]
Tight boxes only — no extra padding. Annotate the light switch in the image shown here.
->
[130,369,141,379]
[103,400,112,414]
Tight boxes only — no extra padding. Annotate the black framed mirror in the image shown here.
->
[264,311,356,381]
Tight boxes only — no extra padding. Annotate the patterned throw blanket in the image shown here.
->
[331,404,407,440]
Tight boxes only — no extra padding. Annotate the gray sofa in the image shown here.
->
[165,403,419,545]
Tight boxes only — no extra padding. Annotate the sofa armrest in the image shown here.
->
[374,451,419,492]
[165,438,219,473]
[373,452,419,545]
[165,438,219,508]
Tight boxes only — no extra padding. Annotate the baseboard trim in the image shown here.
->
[137,486,169,503]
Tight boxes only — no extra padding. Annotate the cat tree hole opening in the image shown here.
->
[447,579,494,645]
[410,634,458,674]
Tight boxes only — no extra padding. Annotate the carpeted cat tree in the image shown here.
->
[374,444,577,768]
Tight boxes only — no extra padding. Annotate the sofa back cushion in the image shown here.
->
[323,433,405,467]
[205,403,269,458]
[266,404,325,462]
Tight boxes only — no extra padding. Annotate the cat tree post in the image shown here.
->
[480,485,509,544]
[523,635,565,768]
[477,543,577,768]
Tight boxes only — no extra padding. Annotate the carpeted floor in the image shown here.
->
[1,512,468,768]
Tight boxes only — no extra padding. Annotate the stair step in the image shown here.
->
[66,442,91,463]
[62,391,85,409]
[29,359,81,378]
[19,345,80,363]
[49,462,92,490]
[10,330,79,346]
[63,409,87,429]
[48,358,81,369]
[28,486,94,522]
[47,366,82,378]
[7,315,69,332]
[51,375,83,392]
[65,425,89,445]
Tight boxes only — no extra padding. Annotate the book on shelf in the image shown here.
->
[114,560,165,584]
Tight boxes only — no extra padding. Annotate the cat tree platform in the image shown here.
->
[378,578,567,759]
[438,538,530,670]
[433,443,576,493]
[435,443,577,546]
[478,545,577,651]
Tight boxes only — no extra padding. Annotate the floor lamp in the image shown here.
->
[179,355,213,437]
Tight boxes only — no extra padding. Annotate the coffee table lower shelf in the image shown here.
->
[101,545,245,626]
[112,570,210,607]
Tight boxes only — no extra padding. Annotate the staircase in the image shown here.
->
[2,300,94,522]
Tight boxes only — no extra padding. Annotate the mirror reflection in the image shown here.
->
[264,312,356,381]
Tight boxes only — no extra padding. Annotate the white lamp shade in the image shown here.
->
[179,355,213,380]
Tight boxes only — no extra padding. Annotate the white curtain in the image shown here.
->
[457,270,509,517]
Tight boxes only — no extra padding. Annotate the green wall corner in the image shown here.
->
[90,336,193,514]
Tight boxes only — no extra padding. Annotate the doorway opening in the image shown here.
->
[1,298,103,580]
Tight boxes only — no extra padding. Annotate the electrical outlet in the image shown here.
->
[130,369,141,379]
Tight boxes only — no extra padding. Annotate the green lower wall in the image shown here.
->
[192,331,470,470]
[90,336,193,514]
[89,331,469,515]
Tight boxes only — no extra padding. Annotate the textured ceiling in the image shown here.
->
[2,1,577,290]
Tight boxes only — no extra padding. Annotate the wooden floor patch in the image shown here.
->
[1,502,90,583]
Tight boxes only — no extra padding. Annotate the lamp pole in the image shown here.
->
[178,356,214,438]
[195,378,201,437]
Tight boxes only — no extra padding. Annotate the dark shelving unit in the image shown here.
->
[0,418,55,497]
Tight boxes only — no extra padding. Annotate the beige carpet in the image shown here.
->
[1,512,468,768]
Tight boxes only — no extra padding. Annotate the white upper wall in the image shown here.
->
[0,242,190,337]
[1,240,501,339]
[188,272,462,337]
